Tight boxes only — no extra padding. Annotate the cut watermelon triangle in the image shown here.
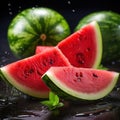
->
[0,47,71,98]
[57,21,102,68]
[42,66,119,100]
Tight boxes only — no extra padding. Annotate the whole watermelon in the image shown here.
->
[74,11,120,64]
[8,7,71,58]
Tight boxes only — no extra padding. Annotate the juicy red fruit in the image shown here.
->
[1,47,71,98]
[57,21,101,68]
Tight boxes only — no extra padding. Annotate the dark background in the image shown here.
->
[0,0,120,65]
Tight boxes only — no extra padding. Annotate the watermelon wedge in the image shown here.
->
[42,67,119,100]
[0,47,71,98]
[57,21,102,68]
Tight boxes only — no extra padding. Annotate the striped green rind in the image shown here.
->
[42,67,119,101]
[42,74,79,101]
[8,7,71,58]
[74,11,120,63]
[89,21,102,68]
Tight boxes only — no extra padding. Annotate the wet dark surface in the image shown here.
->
[1,86,120,120]
[1,1,120,120]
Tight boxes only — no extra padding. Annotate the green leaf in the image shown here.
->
[49,91,59,106]
[41,100,52,107]
[40,91,64,110]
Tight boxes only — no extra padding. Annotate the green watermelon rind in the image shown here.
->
[0,67,49,98]
[42,68,119,101]
[88,21,102,68]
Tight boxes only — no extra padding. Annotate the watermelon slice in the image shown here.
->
[57,21,102,68]
[0,47,71,98]
[35,46,53,54]
[42,67,119,100]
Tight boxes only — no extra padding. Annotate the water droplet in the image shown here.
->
[72,9,75,12]
[75,113,85,117]
[4,51,9,55]
[99,112,103,115]
[112,61,115,65]
[68,1,71,4]
[9,11,13,15]
[117,87,120,91]
[32,7,36,10]
[19,6,21,9]
[35,5,39,7]
[8,3,11,6]
[8,8,11,10]
[89,113,93,116]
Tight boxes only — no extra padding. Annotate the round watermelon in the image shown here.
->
[7,7,71,58]
[74,11,120,63]
[42,66,119,101]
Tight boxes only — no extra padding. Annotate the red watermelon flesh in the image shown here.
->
[35,46,53,54]
[57,21,102,68]
[42,67,119,100]
[0,47,71,98]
